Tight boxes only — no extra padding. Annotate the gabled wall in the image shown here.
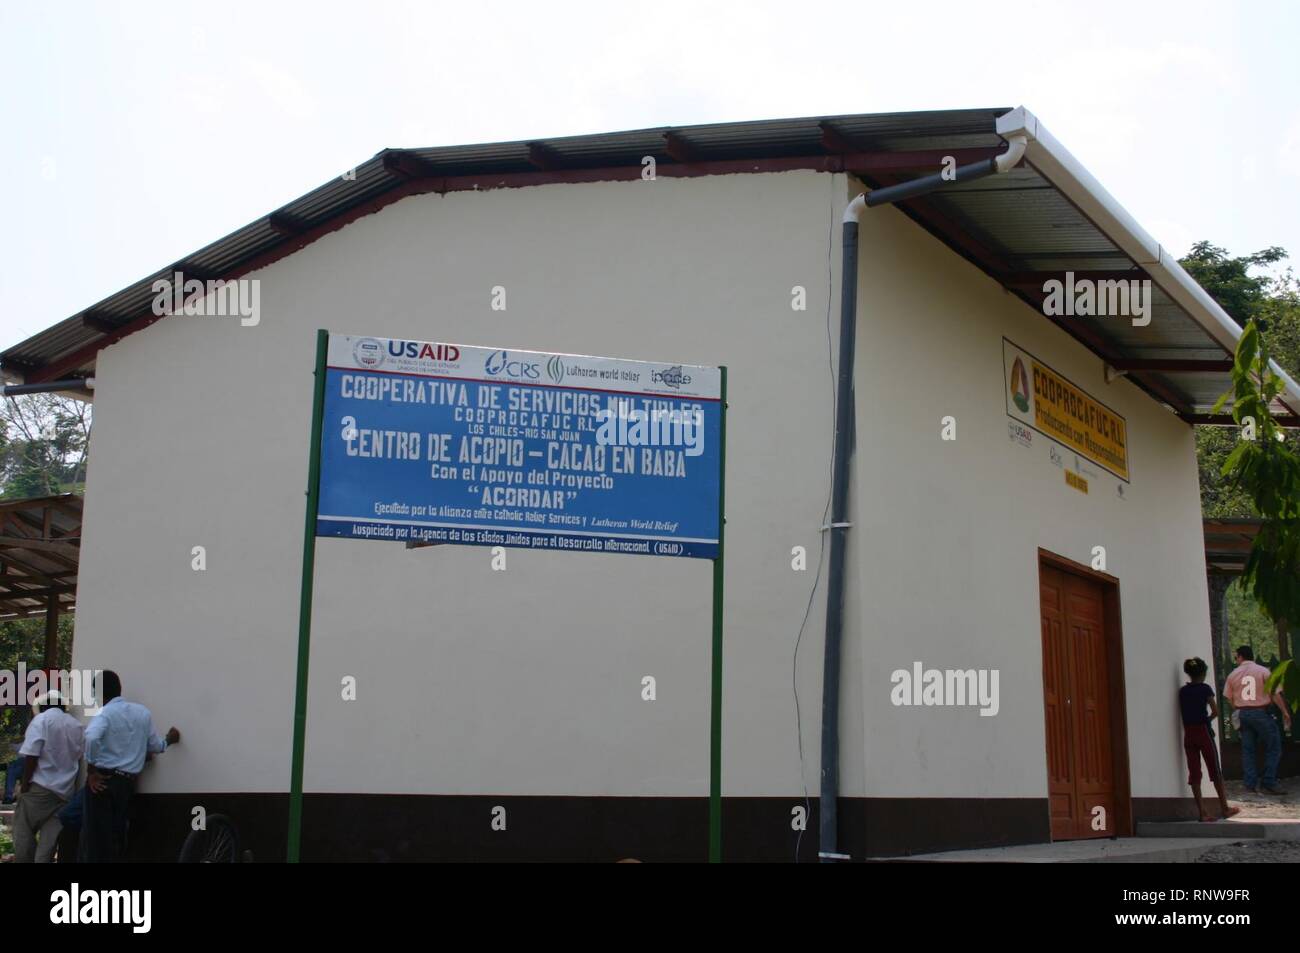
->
[73,170,845,831]
[70,166,1208,860]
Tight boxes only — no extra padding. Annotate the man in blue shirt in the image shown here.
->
[80,670,180,862]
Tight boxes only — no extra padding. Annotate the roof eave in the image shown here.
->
[996,106,1300,416]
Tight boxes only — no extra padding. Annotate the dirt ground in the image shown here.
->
[1192,778,1300,861]
[1223,777,1300,818]
[1197,840,1300,862]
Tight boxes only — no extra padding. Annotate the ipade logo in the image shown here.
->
[651,365,691,389]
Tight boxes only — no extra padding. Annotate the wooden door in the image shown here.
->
[1039,564,1116,839]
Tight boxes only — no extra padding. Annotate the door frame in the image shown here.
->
[1037,548,1133,838]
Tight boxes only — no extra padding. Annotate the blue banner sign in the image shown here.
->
[316,335,723,558]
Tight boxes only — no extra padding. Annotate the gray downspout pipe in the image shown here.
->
[818,137,1025,863]
[1,378,95,397]
[817,202,861,863]
[864,158,999,207]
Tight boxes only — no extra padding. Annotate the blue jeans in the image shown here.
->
[1239,708,1282,789]
[4,758,22,801]
[58,786,84,832]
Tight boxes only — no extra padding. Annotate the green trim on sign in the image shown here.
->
[709,366,727,863]
[288,328,329,863]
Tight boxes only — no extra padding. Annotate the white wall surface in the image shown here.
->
[71,167,1208,805]
[73,170,844,796]
[851,184,1209,801]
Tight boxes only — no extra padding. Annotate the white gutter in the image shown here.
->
[994,134,1028,173]
[995,106,1300,416]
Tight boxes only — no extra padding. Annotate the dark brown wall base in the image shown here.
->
[862,798,1050,857]
[122,793,1051,862]
[1133,797,1201,823]
[125,793,290,864]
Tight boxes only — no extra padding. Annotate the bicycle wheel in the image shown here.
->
[178,813,240,863]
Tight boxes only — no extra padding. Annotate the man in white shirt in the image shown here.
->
[13,690,84,863]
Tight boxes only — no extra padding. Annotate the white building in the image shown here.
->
[7,107,1295,861]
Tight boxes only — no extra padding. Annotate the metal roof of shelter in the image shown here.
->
[1204,518,1263,576]
[4,106,1295,424]
[0,494,81,621]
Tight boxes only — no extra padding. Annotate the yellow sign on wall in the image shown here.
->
[1003,339,1130,482]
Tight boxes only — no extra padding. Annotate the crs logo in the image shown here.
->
[484,350,540,380]
[651,365,691,389]
[353,337,385,369]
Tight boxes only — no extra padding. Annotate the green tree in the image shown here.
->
[1184,245,1299,725]
[0,393,91,497]
[1205,316,1300,709]
[1211,321,1300,624]
[0,393,89,758]
[1185,244,1300,520]
[1182,241,1288,328]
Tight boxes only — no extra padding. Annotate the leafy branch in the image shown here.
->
[1216,320,1300,704]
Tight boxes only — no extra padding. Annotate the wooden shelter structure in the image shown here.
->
[0,494,81,666]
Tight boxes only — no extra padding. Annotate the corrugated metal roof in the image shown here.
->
[0,107,1262,419]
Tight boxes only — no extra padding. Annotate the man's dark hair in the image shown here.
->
[98,670,122,704]
[1236,645,1255,662]
[1184,657,1208,679]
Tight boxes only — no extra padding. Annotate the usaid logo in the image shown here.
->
[651,365,691,389]
[353,338,385,369]
[387,340,461,362]
[484,350,540,380]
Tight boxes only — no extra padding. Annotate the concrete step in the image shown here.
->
[873,837,1229,863]
[1138,818,1300,841]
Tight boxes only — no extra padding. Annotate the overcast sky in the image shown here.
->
[2,0,1297,351]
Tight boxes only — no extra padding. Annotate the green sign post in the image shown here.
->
[287,329,328,864]
[709,367,727,863]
